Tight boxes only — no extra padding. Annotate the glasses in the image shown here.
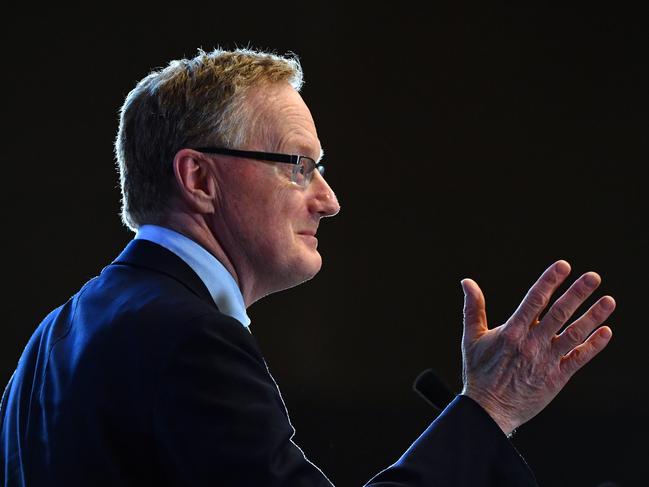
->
[193,147,324,187]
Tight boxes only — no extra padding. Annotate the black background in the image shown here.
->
[1,3,646,486]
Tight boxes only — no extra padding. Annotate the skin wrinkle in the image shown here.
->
[469,332,556,430]
[172,81,339,307]
[461,248,615,438]
[239,87,322,166]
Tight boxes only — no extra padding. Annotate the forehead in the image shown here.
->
[244,83,321,158]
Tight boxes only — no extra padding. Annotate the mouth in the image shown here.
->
[297,232,318,247]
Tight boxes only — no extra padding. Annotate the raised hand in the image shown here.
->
[460,260,615,436]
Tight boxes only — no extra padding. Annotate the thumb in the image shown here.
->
[461,278,488,342]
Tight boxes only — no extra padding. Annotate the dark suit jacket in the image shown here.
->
[1,239,538,486]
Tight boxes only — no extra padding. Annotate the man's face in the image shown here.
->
[210,82,340,303]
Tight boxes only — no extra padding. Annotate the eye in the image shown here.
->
[291,158,308,186]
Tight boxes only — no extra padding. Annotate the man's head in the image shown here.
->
[115,49,339,304]
[115,48,304,230]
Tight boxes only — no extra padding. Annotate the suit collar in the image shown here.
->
[134,225,250,327]
[111,239,216,309]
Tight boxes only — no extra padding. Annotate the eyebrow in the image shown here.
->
[296,145,323,163]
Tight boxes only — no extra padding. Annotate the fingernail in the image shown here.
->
[556,260,571,275]
[601,297,615,310]
[599,327,612,339]
[584,273,600,288]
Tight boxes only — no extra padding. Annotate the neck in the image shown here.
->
[155,211,259,306]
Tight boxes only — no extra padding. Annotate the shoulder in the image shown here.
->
[68,259,256,380]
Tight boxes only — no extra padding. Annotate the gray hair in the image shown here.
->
[114,48,303,231]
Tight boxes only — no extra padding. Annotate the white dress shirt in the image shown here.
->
[134,224,251,328]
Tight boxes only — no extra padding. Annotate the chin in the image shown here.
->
[284,251,323,289]
[298,250,323,280]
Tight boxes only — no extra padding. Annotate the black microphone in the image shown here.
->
[412,368,456,411]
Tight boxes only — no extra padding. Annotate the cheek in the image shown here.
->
[266,182,303,217]
[223,171,305,248]
[263,196,311,262]
[264,194,301,241]
[243,191,299,246]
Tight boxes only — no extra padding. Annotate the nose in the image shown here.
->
[308,171,340,217]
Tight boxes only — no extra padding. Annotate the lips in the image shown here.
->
[297,228,318,237]
[297,231,318,247]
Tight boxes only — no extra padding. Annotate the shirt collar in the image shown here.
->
[134,224,251,328]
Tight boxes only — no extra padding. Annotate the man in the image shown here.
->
[0,48,615,486]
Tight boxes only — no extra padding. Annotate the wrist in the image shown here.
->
[461,388,518,437]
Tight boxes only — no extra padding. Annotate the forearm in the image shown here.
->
[364,396,538,487]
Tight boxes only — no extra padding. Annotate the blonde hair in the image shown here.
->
[114,48,303,231]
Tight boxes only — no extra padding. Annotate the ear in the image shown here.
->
[172,148,218,214]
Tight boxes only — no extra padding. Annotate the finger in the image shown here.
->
[507,260,571,330]
[537,271,602,337]
[559,325,613,377]
[461,278,488,343]
[552,296,616,356]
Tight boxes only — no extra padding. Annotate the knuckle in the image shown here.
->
[572,349,586,367]
[548,303,570,324]
[593,301,611,321]
[501,327,521,346]
[588,307,603,323]
[561,351,580,374]
[569,346,591,369]
[560,358,576,376]
[573,282,590,301]
[526,290,547,310]
[564,326,582,345]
